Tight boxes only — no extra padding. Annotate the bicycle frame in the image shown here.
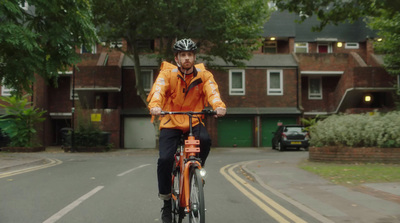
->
[162,110,214,218]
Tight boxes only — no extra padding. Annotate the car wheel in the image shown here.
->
[278,142,285,151]
[272,142,276,150]
[304,147,309,151]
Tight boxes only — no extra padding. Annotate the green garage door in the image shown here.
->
[218,117,253,147]
[261,117,297,147]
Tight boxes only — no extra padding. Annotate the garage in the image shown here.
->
[124,117,156,149]
[261,117,297,147]
[217,117,253,147]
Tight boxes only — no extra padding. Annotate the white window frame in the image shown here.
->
[80,44,97,54]
[142,70,153,93]
[1,85,13,96]
[109,41,123,49]
[345,42,359,49]
[19,1,29,10]
[294,42,308,53]
[308,77,323,100]
[267,70,283,95]
[317,43,332,53]
[70,78,79,100]
[229,70,245,95]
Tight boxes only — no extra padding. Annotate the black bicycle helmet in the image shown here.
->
[173,38,197,53]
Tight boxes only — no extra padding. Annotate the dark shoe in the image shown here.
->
[161,200,172,223]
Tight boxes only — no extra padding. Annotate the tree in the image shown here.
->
[272,0,400,77]
[92,0,271,148]
[368,12,400,76]
[0,0,98,96]
[273,0,400,31]
[93,0,271,101]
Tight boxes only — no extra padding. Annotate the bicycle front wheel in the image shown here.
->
[188,168,205,223]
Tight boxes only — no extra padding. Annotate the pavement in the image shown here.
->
[1,148,399,223]
[242,152,400,223]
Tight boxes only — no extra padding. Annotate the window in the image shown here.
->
[109,40,123,49]
[1,85,13,96]
[137,39,155,52]
[142,70,153,93]
[268,2,277,10]
[267,70,283,95]
[229,70,245,95]
[295,42,308,53]
[70,78,78,100]
[317,43,332,53]
[81,45,97,54]
[308,77,322,99]
[263,40,277,53]
[345,42,359,49]
[19,1,29,10]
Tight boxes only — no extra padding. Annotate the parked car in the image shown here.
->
[271,124,309,151]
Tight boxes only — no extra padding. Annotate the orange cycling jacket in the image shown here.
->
[147,61,226,131]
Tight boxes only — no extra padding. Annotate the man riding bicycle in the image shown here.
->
[147,38,226,223]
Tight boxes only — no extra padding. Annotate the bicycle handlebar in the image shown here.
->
[160,109,217,116]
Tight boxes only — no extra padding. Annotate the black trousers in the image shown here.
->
[157,124,211,198]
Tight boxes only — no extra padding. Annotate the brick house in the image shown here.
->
[1,11,397,149]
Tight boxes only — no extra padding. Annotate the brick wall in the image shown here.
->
[75,66,121,89]
[297,53,349,71]
[123,67,299,109]
[122,68,155,109]
[48,76,73,113]
[309,146,400,163]
[212,68,298,108]
[75,109,121,148]
[353,67,395,88]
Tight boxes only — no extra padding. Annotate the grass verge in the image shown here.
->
[299,161,400,186]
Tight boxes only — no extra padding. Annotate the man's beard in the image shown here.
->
[182,62,193,69]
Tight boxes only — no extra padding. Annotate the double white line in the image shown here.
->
[0,158,63,179]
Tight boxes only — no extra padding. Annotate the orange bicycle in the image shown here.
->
[161,110,215,223]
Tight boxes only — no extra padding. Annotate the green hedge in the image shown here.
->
[310,111,400,148]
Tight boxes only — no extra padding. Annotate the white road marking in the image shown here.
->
[43,186,104,223]
[117,164,151,177]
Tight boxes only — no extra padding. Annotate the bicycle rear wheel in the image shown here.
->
[188,168,205,223]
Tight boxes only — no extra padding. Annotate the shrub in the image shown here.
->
[68,109,111,150]
[0,95,46,147]
[310,111,400,148]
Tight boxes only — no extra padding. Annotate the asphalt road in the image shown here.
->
[0,148,323,223]
[3,147,397,223]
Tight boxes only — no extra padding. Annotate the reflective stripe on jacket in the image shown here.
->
[147,61,226,131]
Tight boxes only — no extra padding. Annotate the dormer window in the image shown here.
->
[345,42,359,49]
[295,42,308,53]
[263,40,277,54]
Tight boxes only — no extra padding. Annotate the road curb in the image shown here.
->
[0,158,49,173]
[240,160,336,223]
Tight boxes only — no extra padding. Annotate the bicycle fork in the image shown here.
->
[180,135,202,213]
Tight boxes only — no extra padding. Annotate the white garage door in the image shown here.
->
[124,117,156,149]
